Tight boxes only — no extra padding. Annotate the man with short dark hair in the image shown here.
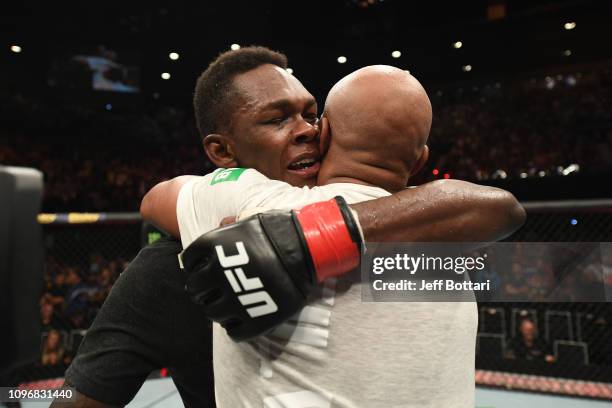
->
[58,46,523,407]
[193,46,288,136]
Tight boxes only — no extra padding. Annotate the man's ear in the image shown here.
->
[319,116,331,156]
[410,145,429,176]
[203,134,238,168]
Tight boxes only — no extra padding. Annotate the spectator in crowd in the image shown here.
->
[41,269,67,307]
[573,262,606,300]
[40,299,71,332]
[41,330,67,366]
[472,250,502,301]
[63,268,91,328]
[525,258,556,300]
[507,318,555,363]
[88,266,115,307]
[40,301,56,329]
[604,248,612,289]
[502,262,531,300]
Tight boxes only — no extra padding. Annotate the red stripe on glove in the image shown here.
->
[294,198,360,282]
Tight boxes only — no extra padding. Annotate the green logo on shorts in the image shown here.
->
[148,231,162,245]
[210,168,247,185]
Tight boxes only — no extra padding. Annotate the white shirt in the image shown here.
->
[177,168,477,408]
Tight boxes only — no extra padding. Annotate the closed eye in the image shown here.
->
[304,113,318,124]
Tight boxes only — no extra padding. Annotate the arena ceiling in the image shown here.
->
[2,0,610,106]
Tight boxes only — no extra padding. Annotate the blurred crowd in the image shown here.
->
[427,66,612,181]
[37,254,127,372]
[0,65,611,212]
[0,99,212,211]
[41,253,127,331]
[473,243,612,302]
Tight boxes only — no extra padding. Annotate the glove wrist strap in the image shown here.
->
[294,197,361,283]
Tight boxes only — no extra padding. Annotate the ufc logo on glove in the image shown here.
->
[181,197,361,341]
[217,242,279,318]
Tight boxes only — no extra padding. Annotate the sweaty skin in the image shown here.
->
[141,65,524,243]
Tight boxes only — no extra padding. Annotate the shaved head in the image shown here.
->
[318,65,432,191]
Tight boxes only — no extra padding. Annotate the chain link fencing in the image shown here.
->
[8,214,144,385]
[476,200,612,398]
[9,201,612,400]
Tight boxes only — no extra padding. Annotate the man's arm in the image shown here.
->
[354,179,525,243]
[179,178,524,341]
[140,175,198,237]
[142,168,316,247]
[142,177,524,244]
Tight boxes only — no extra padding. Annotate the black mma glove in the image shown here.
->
[181,196,362,341]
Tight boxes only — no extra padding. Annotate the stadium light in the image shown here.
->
[337,56,347,64]
[562,164,580,176]
[161,72,171,80]
[391,50,401,58]
[286,68,293,75]
[462,64,472,72]
[564,21,576,30]
[169,52,180,60]
[231,44,240,50]
[10,45,21,53]
[453,41,462,49]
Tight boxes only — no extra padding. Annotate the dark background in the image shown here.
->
[2,0,611,106]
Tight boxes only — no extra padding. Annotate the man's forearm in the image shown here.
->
[352,179,525,242]
[180,182,524,340]
[140,175,198,238]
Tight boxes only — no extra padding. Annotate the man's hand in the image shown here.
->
[181,197,362,341]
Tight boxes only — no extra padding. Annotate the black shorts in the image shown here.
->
[65,237,215,407]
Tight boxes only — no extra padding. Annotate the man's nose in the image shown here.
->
[292,117,319,144]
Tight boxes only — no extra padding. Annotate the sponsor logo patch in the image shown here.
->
[210,168,247,185]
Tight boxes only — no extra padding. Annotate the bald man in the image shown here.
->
[142,65,495,407]
[317,65,430,192]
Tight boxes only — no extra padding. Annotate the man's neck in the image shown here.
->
[318,161,407,193]
[317,150,408,193]
[320,175,376,188]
